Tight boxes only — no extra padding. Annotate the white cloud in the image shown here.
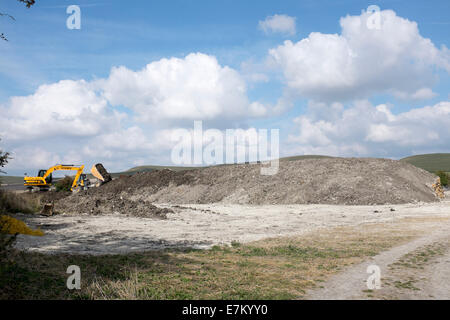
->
[287,100,450,158]
[82,126,178,158]
[259,14,296,36]
[1,53,267,144]
[269,10,450,102]
[76,127,177,172]
[93,127,154,152]
[393,87,438,101]
[8,148,61,174]
[0,79,123,141]
[0,53,272,173]
[100,53,267,123]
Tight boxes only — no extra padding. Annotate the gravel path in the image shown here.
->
[305,195,450,300]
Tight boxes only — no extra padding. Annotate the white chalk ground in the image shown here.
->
[14,195,450,256]
[13,194,450,299]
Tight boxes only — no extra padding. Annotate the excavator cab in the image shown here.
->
[38,169,52,184]
[76,173,91,190]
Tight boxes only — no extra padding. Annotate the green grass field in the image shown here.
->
[401,153,450,172]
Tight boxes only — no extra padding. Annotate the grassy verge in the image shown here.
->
[1,218,426,300]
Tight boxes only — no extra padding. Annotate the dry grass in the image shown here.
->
[0,190,41,214]
[83,219,426,300]
[2,216,442,300]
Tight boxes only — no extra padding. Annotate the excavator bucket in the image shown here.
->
[90,163,112,185]
[40,202,54,216]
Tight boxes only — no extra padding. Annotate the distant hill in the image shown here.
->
[280,155,335,162]
[124,155,334,173]
[401,153,450,172]
[0,176,23,184]
[124,165,199,174]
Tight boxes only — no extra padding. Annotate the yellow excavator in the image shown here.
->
[24,164,88,192]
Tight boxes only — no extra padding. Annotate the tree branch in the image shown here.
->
[1,0,36,41]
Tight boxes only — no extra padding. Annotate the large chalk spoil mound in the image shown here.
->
[56,158,440,215]
[139,158,438,205]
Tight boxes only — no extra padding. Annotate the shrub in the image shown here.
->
[55,176,74,192]
[0,215,17,263]
[436,171,449,187]
[0,215,44,236]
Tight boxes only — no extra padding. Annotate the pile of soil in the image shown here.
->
[55,192,172,218]
[19,190,72,204]
[39,191,72,203]
[54,158,441,216]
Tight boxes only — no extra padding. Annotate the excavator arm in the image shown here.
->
[70,166,85,191]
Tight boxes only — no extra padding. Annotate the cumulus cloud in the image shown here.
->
[2,53,266,144]
[100,53,267,123]
[77,127,179,171]
[287,100,450,158]
[8,148,62,174]
[0,79,123,141]
[0,53,271,173]
[259,14,296,36]
[269,10,450,102]
[393,87,438,101]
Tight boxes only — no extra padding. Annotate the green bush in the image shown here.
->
[436,171,449,187]
[55,176,74,192]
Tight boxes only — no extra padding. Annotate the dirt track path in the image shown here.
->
[305,212,450,300]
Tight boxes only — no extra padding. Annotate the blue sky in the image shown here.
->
[1,1,449,95]
[0,0,449,175]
